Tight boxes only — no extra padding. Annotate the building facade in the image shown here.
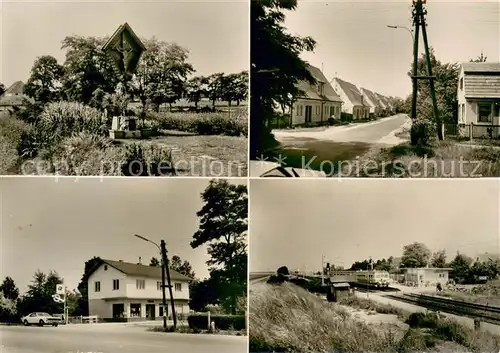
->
[457,62,500,138]
[0,81,33,112]
[404,267,452,288]
[331,78,369,119]
[87,259,191,321]
[291,64,343,126]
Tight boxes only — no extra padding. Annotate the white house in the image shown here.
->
[360,87,384,117]
[404,267,452,288]
[331,77,370,119]
[457,62,500,137]
[87,259,191,321]
[291,64,343,126]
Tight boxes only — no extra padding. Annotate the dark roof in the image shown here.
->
[464,75,500,98]
[96,259,191,281]
[296,65,342,103]
[462,62,500,74]
[333,78,368,107]
[5,81,25,95]
[360,88,383,108]
[102,22,146,51]
[376,93,392,107]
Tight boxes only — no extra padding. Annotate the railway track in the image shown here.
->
[385,293,500,325]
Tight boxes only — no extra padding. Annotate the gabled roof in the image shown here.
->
[462,62,500,74]
[360,88,383,108]
[296,64,343,103]
[461,63,500,98]
[376,93,392,108]
[90,259,192,282]
[332,78,368,107]
[4,81,25,95]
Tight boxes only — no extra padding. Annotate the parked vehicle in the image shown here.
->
[21,312,61,327]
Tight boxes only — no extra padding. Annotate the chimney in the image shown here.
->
[119,260,123,262]
[138,256,142,265]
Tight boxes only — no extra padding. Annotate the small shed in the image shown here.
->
[326,282,351,302]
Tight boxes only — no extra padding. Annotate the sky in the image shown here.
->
[0,177,247,293]
[0,0,249,87]
[284,0,500,98]
[250,179,500,273]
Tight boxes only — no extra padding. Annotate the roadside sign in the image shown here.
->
[56,284,65,295]
[52,294,64,303]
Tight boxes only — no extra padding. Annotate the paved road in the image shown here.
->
[0,324,246,353]
[274,114,411,145]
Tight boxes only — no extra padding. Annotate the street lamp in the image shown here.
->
[387,25,414,43]
[134,234,177,330]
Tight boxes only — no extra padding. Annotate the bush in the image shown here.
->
[267,274,286,284]
[406,312,439,329]
[39,102,108,143]
[121,142,176,176]
[410,117,436,146]
[187,313,246,331]
[277,266,289,276]
[341,112,353,122]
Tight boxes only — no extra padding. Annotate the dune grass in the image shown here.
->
[249,282,500,353]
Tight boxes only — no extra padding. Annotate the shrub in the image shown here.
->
[410,117,436,146]
[406,312,439,329]
[341,112,353,122]
[39,102,108,143]
[327,117,336,125]
[121,142,176,176]
[277,266,289,276]
[267,275,286,284]
[48,133,124,176]
[187,313,246,331]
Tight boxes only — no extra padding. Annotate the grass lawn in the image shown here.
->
[250,282,500,353]
[122,131,247,177]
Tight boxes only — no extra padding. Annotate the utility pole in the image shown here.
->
[161,240,177,330]
[321,255,325,286]
[160,248,168,331]
[410,0,441,143]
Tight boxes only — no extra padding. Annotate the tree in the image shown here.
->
[60,35,120,104]
[277,266,289,276]
[0,277,19,300]
[131,38,194,113]
[149,257,161,267]
[0,82,5,96]
[75,257,102,316]
[17,270,64,316]
[206,73,225,108]
[170,255,196,279]
[234,71,249,106]
[401,242,431,268]
[250,0,316,159]
[186,76,208,109]
[191,180,247,314]
[431,250,447,268]
[470,51,487,63]
[449,253,473,282]
[24,55,64,104]
[406,48,459,143]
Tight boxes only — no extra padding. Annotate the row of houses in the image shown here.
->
[290,64,399,126]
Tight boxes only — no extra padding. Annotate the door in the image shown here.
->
[146,304,156,320]
[305,106,312,123]
[112,303,125,319]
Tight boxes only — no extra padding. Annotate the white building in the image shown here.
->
[87,259,191,321]
[404,267,452,288]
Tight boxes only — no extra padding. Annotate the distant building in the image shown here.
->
[360,87,384,117]
[457,62,500,137]
[475,252,500,263]
[291,64,343,126]
[331,77,370,119]
[0,81,33,113]
[87,259,191,322]
[404,267,452,287]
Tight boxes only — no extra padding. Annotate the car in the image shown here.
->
[21,312,61,327]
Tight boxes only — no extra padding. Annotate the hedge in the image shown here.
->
[187,313,246,331]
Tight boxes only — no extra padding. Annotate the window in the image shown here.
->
[104,265,108,271]
[130,303,141,318]
[136,279,145,290]
[461,104,465,121]
[330,106,335,117]
[296,105,302,117]
[112,279,119,291]
[460,78,464,90]
[94,281,101,292]
[157,281,162,291]
[175,283,182,292]
[316,105,320,115]
[478,103,492,123]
